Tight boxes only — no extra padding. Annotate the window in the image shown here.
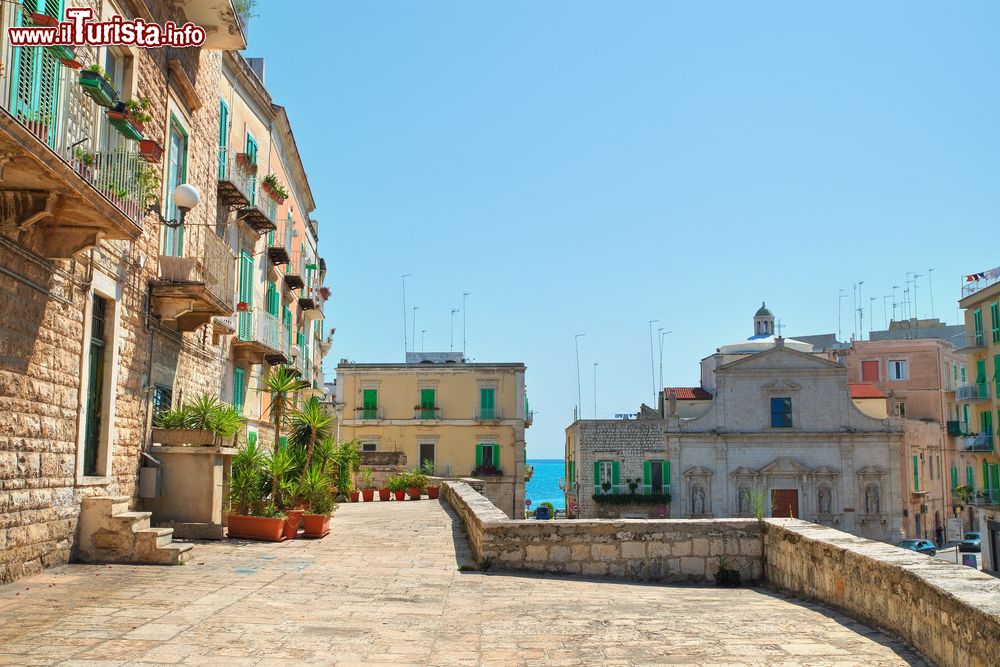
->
[961,366,967,383]
[479,387,496,419]
[361,441,377,453]
[475,442,500,472]
[594,459,619,492]
[218,99,229,179]
[266,281,279,317]
[83,295,109,477]
[861,360,879,382]
[995,355,1000,396]
[888,360,908,380]
[896,401,906,418]
[237,250,254,340]
[770,397,792,428]
[643,460,670,493]
[981,410,993,436]
[162,117,188,257]
[152,384,173,417]
[992,302,1000,344]
[233,367,245,415]
[974,309,983,347]
[913,455,919,492]
[967,466,976,490]
[951,466,959,489]
[419,388,436,419]
[362,388,378,419]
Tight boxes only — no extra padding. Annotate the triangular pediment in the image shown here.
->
[719,345,845,372]
[683,465,714,477]
[810,465,840,476]
[759,456,812,475]
[729,466,760,478]
[856,465,886,476]
[760,379,803,391]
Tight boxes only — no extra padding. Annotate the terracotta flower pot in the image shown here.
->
[378,488,391,501]
[227,514,286,542]
[349,490,360,503]
[407,487,422,500]
[426,486,440,500]
[393,490,406,501]
[361,488,375,502]
[302,514,330,538]
[282,509,304,540]
[139,139,164,163]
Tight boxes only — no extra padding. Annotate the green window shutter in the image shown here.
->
[985,462,991,490]
[237,251,254,340]
[663,460,670,487]
[976,359,986,384]
[218,100,228,179]
[992,465,1000,494]
[913,455,919,491]
[995,355,1000,395]
[569,461,575,486]
[362,389,377,409]
[968,466,975,489]
[480,388,495,418]
[476,444,485,468]
[642,461,651,487]
[233,367,245,415]
[992,302,1000,343]
[974,309,983,345]
[491,445,500,468]
[611,461,620,487]
[982,410,993,435]
[247,432,256,447]
[951,466,959,489]
[278,436,287,451]
[421,388,435,408]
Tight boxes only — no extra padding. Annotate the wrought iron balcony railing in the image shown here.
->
[956,383,990,402]
[964,434,995,452]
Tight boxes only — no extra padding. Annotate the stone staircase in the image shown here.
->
[77,496,194,566]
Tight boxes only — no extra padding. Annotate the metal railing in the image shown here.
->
[267,216,294,250]
[236,309,280,351]
[593,484,671,496]
[286,248,304,277]
[956,383,991,402]
[947,421,970,437]
[217,146,256,204]
[355,407,382,420]
[1,4,147,222]
[157,232,236,310]
[964,434,995,452]
[475,407,501,419]
[962,273,1000,299]
[414,407,441,419]
[254,179,278,223]
[962,490,1000,506]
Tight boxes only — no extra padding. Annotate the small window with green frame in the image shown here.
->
[594,459,619,494]
[474,442,500,474]
[419,387,436,419]
[479,387,496,419]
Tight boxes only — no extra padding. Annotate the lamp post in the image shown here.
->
[146,183,201,228]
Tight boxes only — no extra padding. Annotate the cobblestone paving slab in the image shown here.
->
[0,500,928,666]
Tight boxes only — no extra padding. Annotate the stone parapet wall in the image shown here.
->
[765,518,1000,667]
[442,481,762,582]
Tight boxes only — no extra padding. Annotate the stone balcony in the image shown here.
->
[150,231,236,332]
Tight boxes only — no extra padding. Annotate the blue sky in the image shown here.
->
[248,2,1000,458]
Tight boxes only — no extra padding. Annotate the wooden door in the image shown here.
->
[771,489,798,518]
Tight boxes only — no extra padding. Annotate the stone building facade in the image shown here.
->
[0,1,327,582]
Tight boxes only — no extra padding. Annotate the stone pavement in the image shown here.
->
[0,499,928,666]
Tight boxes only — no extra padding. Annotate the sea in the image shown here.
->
[525,459,565,511]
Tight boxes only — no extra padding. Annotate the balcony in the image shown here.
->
[151,232,236,331]
[414,407,441,420]
[592,484,672,498]
[284,248,305,290]
[961,272,1000,301]
[0,9,150,258]
[959,489,1000,507]
[266,217,292,266]
[475,408,501,420]
[947,421,970,437]
[964,434,995,452]
[300,287,326,322]
[239,179,278,235]
[217,147,254,209]
[956,383,991,402]
[231,309,281,366]
[953,333,987,353]
[211,315,236,345]
[355,407,382,421]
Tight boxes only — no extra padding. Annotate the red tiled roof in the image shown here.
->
[663,387,713,400]
[849,383,886,399]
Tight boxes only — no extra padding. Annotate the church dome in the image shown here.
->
[755,302,773,317]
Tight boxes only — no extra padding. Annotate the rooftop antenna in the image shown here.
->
[869,297,877,334]
[648,319,659,404]
[913,272,923,320]
[462,291,470,357]
[928,268,935,320]
[421,329,426,352]
[574,333,586,420]
[450,308,459,352]
[891,286,899,322]
[838,289,847,340]
[776,319,783,337]
[412,306,419,352]
[593,362,599,419]
[882,295,890,329]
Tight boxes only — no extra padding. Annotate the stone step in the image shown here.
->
[136,527,174,548]
[112,511,152,531]
[83,495,131,517]
[156,542,194,565]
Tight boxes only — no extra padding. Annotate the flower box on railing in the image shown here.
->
[46,44,79,67]
[79,70,117,108]
[139,139,164,163]
[106,110,143,141]
[29,12,58,27]
[235,153,258,175]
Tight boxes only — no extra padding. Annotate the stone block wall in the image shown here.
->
[443,481,762,583]
[765,518,1000,667]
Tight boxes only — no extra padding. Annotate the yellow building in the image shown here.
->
[336,353,531,518]
[957,272,1000,572]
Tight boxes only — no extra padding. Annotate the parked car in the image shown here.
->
[959,532,981,553]
[896,539,937,557]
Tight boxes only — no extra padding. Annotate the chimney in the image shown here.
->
[247,57,265,84]
[775,337,785,348]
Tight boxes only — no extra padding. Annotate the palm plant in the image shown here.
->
[332,440,361,495]
[289,396,334,484]
[258,366,308,452]
[186,394,221,430]
[230,437,267,515]
[299,462,336,516]
[264,447,297,511]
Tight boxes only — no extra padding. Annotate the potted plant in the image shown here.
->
[359,467,375,502]
[601,480,612,494]
[79,64,117,108]
[236,152,257,175]
[471,464,503,477]
[257,366,308,453]
[23,110,53,142]
[406,471,427,500]
[45,44,79,67]
[72,146,96,179]
[29,11,59,27]
[627,477,640,494]
[123,97,152,133]
[139,139,164,162]
[262,173,289,203]
[378,484,391,502]
[151,394,244,446]
[421,460,440,500]
[227,439,287,541]
[300,463,336,538]
[387,473,407,501]
[105,106,143,141]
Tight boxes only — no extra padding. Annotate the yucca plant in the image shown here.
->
[332,440,361,495]
[208,404,244,440]
[258,366,309,452]
[153,407,191,429]
[290,396,334,485]
[186,394,221,430]
[230,437,267,515]
[300,462,336,516]
[264,447,298,511]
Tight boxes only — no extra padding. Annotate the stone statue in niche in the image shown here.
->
[692,484,706,514]
[865,483,880,515]
[818,485,832,514]
[738,486,750,515]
